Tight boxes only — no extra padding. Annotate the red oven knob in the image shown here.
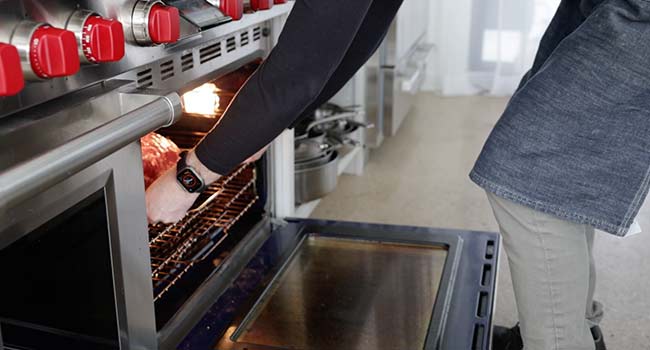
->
[148,4,180,44]
[29,26,80,79]
[250,0,273,11]
[131,1,180,45]
[220,0,244,20]
[0,43,24,96]
[79,15,125,63]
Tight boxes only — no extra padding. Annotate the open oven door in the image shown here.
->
[177,219,499,350]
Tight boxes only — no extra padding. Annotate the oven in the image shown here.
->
[0,1,499,349]
[0,83,182,350]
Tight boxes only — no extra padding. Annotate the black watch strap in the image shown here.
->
[176,151,207,193]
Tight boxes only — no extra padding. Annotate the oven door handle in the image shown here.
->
[0,92,182,208]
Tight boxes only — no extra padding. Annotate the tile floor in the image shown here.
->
[310,93,650,349]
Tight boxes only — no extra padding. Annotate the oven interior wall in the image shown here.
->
[0,190,119,350]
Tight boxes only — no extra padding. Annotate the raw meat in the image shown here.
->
[141,133,181,189]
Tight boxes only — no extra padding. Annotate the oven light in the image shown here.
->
[182,83,220,116]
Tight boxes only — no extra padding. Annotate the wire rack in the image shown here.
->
[148,164,258,301]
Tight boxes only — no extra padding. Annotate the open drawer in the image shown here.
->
[175,219,499,350]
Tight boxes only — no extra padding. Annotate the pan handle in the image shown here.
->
[305,112,359,132]
[0,91,182,208]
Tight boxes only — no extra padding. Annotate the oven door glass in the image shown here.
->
[0,190,119,350]
[236,236,447,349]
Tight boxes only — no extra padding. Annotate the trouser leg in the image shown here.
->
[486,192,595,350]
[585,227,604,327]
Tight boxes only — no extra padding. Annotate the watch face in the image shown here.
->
[177,168,204,193]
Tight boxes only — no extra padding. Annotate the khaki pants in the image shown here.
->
[486,192,604,350]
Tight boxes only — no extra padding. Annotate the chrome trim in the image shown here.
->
[0,91,182,209]
[131,0,163,45]
[65,9,96,64]
[9,21,43,81]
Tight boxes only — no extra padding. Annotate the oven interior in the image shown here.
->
[148,59,268,331]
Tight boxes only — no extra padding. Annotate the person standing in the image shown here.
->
[471,0,650,348]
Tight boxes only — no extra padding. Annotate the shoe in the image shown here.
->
[492,324,607,350]
[591,325,607,350]
[492,323,523,350]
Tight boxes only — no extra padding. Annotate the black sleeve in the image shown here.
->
[292,0,403,126]
[194,0,402,174]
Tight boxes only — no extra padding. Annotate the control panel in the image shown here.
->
[0,0,291,105]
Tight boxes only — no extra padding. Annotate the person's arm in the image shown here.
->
[146,0,403,224]
[193,0,381,174]
[290,0,403,127]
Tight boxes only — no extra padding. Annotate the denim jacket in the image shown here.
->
[471,0,650,236]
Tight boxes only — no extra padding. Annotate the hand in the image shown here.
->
[145,167,199,224]
[146,150,221,224]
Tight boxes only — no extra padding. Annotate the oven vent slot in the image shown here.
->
[253,26,262,41]
[136,68,153,88]
[181,52,194,72]
[226,36,236,52]
[199,42,222,64]
[240,31,249,47]
[160,60,174,81]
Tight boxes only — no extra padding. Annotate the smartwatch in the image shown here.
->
[176,151,207,193]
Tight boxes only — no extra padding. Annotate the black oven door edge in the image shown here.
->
[174,218,500,350]
[158,216,276,349]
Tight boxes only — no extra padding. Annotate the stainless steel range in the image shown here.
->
[0,1,499,349]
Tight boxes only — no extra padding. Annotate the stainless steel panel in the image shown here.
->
[383,67,412,137]
[366,18,430,145]
[379,40,431,138]
[232,236,447,350]
[363,64,383,148]
[0,87,182,211]
[0,1,294,119]
[0,143,158,350]
[380,0,428,68]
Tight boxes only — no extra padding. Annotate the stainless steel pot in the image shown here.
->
[295,151,339,204]
[295,150,334,169]
[294,139,331,162]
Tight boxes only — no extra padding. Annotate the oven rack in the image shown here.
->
[148,164,258,301]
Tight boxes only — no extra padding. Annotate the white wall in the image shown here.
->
[422,0,480,95]
[422,0,560,96]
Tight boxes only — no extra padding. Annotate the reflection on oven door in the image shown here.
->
[235,237,447,350]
